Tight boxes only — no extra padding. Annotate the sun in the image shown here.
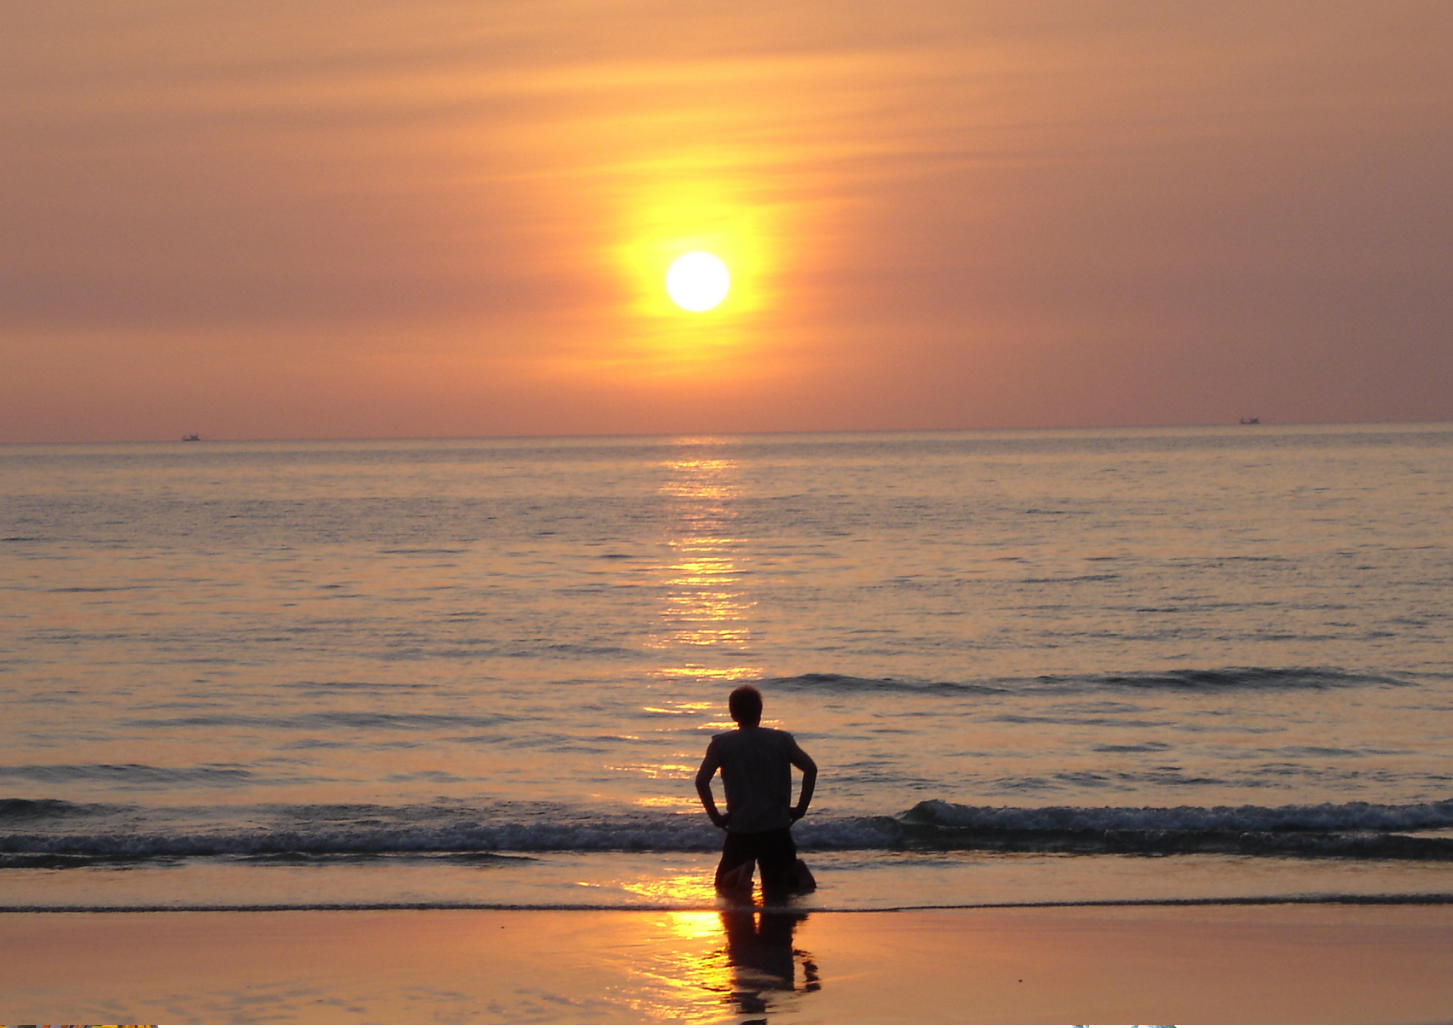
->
[665,252,730,311]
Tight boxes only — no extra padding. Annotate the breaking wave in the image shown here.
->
[763,666,1408,696]
[3,796,1450,865]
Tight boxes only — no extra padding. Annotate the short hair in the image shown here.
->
[728,685,763,725]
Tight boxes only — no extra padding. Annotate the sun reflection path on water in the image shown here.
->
[649,445,762,683]
[606,443,819,1020]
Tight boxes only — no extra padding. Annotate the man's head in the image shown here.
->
[728,684,763,727]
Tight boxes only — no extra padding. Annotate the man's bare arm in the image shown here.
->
[789,744,817,822]
[695,743,727,829]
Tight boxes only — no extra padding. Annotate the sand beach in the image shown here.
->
[4,901,1452,1023]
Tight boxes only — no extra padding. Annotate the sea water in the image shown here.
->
[2,425,1451,912]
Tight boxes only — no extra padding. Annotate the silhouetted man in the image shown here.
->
[696,684,817,903]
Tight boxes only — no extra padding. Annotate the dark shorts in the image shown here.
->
[717,827,798,900]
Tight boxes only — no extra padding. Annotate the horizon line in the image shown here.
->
[5,417,1451,448]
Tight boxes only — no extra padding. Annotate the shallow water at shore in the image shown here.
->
[3,848,1451,913]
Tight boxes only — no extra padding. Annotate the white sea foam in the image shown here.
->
[4,797,1452,862]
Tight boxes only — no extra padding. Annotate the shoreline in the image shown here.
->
[3,889,1453,914]
[5,901,1451,1023]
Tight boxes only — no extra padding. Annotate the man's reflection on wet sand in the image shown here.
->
[719,909,819,1020]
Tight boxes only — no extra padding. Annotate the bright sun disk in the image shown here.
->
[665,252,730,311]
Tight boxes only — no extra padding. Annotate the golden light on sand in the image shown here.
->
[666,252,730,311]
[665,910,724,940]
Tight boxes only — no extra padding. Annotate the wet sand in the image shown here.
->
[3,903,1451,1023]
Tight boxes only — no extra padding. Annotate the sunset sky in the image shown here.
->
[3,1,1451,442]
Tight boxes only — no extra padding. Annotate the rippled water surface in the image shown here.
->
[2,424,1451,908]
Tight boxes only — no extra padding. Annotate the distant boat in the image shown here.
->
[182,433,201,441]
[1238,417,1260,425]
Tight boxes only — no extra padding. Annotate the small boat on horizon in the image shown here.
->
[1238,417,1260,425]
[182,433,201,441]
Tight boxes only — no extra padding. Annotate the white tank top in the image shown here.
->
[713,726,796,834]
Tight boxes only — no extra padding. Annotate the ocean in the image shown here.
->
[3,424,1451,913]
